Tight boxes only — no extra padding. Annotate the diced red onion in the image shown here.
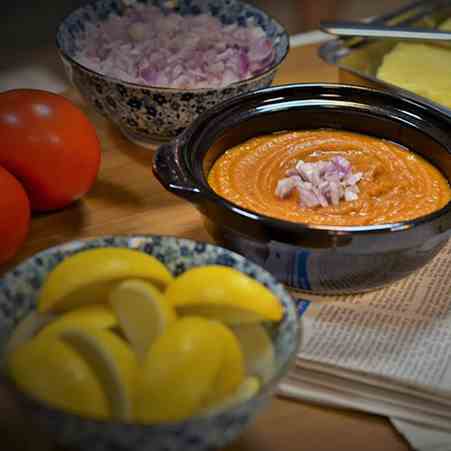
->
[313,186,329,208]
[345,190,359,202]
[275,156,364,208]
[297,186,320,208]
[75,5,276,89]
[275,176,300,198]
[345,172,363,186]
[328,181,340,206]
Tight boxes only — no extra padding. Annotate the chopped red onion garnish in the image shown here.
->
[275,156,363,208]
[75,5,276,89]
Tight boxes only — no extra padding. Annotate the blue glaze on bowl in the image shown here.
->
[0,235,299,451]
[56,0,289,145]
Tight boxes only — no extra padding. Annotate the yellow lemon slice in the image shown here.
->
[202,322,244,408]
[61,327,137,421]
[232,323,275,383]
[136,317,228,423]
[225,376,260,406]
[38,248,173,312]
[38,305,117,339]
[202,376,261,415]
[165,265,283,321]
[109,279,176,360]
[5,311,56,357]
[177,304,263,325]
[8,334,109,419]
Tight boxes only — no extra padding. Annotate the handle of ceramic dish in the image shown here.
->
[153,141,202,200]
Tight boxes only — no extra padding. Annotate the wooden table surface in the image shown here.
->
[1,44,410,451]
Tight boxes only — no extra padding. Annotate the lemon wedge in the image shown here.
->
[5,311,56,357]
[61,327,137,421]
[109,279,176,360]
[8,334,109,419]
[224,376,260,406]
[203,322,244,407]
[38,305,117,339]
[136,317,228,423]
[232,323,275,383]
[177,304,263,325]
[38,248,174,312]
[165,266,283,321]
[202,376,261,415]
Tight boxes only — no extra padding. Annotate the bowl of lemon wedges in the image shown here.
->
[0,235,299,451]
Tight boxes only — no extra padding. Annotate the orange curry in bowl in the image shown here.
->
[207,130,451,226]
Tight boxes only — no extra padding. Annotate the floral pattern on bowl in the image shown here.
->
[0,235,299,451]
[56,0,289,146]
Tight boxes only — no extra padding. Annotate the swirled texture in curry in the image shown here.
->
[207,130,451,226]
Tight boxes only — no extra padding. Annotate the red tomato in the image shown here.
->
[0,89,101,211]
[0,166,30,264]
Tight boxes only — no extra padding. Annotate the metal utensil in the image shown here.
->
[320,21,451,41]
[368,0,449,26]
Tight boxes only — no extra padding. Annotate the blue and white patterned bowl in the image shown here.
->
[56,0,289,146]
[0,235,299,451]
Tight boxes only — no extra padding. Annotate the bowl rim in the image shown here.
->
[55,0,290,93]
[171,82,451,235]
[0,234,301,428]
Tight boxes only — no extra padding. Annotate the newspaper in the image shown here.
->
[278,239,451,448]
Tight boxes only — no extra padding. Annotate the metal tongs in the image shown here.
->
[320,0,451,42]
[320,22,451,41]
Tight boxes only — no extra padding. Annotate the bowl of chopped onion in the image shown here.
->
[56,0,289,146]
